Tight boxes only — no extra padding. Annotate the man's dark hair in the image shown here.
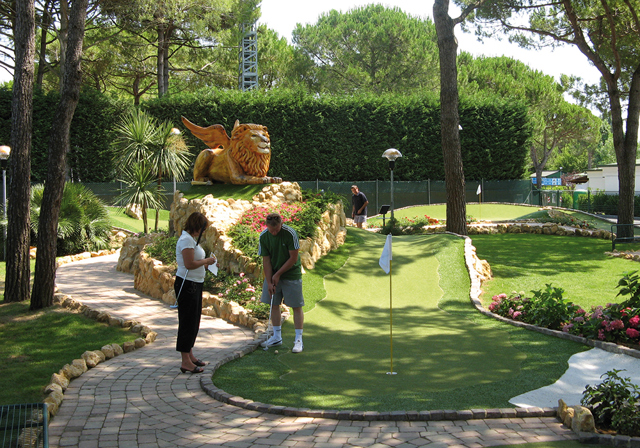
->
[265,213,282,226]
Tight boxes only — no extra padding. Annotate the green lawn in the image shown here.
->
[472,233,638,311]
[373,203,549,223]
[0,300,135,404]
[107,207,170,232]
[180,184,264,201]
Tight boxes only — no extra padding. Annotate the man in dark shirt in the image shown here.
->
[351,185,369,229]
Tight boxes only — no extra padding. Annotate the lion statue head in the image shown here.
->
[229,122,271,178]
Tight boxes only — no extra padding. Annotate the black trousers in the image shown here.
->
[175,276,203,353]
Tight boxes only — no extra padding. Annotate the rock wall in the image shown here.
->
[117,182,347,307]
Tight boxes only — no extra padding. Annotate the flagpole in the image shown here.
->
[388,258,396,375]
[379,232,396,375]
[390,259,393,372]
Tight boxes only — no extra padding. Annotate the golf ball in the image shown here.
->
[274,350,279,354]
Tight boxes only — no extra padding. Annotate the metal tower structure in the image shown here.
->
[239,23,258,91]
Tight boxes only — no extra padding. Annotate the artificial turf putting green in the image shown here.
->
[211,229,587,411]
[277,231,524,395]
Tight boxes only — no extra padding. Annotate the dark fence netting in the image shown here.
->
[297,179,535,214]
[80,179,594,214]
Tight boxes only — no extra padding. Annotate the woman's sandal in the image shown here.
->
[180,366,204,374]
[192,359,208,367]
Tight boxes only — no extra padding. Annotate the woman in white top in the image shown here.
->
[175,212,216,374]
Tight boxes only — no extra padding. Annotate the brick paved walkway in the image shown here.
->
[48,253,578,448]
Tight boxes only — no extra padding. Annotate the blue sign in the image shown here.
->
[532,178,562,186]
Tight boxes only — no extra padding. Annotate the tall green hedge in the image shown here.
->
[0,87,131,183]
[0,87,530,182]
[143,89,530,181]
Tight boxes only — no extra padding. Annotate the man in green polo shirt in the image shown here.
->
[258,213,305,353]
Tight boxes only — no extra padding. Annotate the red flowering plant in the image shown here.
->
[227,189,343,262]
[489,285,580,330]
[565,304,640,344]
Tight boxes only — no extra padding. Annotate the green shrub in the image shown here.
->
[616,271,640,308]
[144,233,178,267]
[582,369,640,436]
[30,183,112,256]
[536,210,594,229]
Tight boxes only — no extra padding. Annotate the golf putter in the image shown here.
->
[263,293,275,351]
[170,222,208,309]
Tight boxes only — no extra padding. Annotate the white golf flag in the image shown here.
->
[476,184,482,195]
[379,234,392,274]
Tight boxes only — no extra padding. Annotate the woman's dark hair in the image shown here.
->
[184,212,209,234]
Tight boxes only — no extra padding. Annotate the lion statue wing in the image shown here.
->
[181,116,230,149]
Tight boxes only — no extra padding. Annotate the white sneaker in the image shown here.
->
[292,339,303,353]
[261,334,282,348]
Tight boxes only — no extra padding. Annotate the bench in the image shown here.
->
[611,224,640,251]
[0,403,48,448]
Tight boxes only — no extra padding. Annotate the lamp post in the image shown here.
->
[0,145,10,260]
[382,148,402,222]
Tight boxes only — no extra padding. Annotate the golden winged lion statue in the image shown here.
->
[182,116,283,185]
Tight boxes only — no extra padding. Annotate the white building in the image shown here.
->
[585,160,640,194]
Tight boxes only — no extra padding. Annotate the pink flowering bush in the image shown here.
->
[213,271,270,320]
[489,285,581,330]
[490,275,640,347]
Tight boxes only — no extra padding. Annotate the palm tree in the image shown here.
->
[114,163,165,234]
[112,110,192,232]
[150,122,190,231]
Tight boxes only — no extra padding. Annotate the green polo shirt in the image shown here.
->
[258,224,302,280]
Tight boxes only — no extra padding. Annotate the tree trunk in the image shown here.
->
[35,0,52,89]
[155,178,161,231]
[157,26,165,97]
[5,0,36,303]
[608,73,638,238]
[142,199,148,234]
[57,0,69,91]
[163,42,169,96]
[434,0,466,235]
[30,0,88,310]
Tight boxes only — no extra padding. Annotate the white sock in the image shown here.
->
[273,326,281,339]
[295,329,303,340]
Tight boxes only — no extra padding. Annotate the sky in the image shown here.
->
[258,0,602,87]
[0,0,601,87]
